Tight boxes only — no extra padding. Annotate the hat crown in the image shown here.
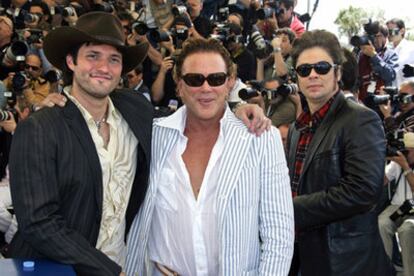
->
[76,12,125,46]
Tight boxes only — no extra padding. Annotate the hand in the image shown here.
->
[119,272,125,276]
[159,57,174,74]
[387,151,410,170]
[234,103,271,136]
[0,112,17,133]
[360,43,377,58]
[271,36,282,49]
[35,93,67,110]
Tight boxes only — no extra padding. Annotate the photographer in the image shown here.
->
[378,134,414,276]
[386,18,414,87]
[357,21,398,102]
[380,81,414,133]
[186,0,212,39]
[225,18,256,82]
[3,53,51,106]
[275,0,304,38]
[0,16,16,80]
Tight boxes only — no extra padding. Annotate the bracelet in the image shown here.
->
[273,47,281,53]
[403,169,413,177]
[232,101,247,112]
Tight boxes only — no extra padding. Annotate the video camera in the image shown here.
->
[350,19,380,47]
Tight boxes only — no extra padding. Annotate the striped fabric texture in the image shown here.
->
[126,108,294,276]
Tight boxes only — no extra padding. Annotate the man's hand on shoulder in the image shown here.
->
[234,103,271,136]
[33,93,67,111]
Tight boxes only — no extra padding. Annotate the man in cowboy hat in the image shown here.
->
[6,11,151,276]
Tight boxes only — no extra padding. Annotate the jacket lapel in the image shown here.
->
[300,93,345,180]
[62,99,104,216]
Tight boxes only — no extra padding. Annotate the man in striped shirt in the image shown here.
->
[126,38,294,276]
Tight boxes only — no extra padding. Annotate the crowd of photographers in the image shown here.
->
[1,0,414,274]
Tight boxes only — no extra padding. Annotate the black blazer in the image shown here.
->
[7,90,152,276]
[287,93,392,276]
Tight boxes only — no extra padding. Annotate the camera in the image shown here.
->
[24,13,40,25]
[386,129,406,157]
[44,69,62,83]
[390,199,414,221]
[26,29,43,44]
[0,109,12,122]
[172,5,188,16]
[148,29,171,43]
[350,19,380,48]
[366,87,414,107]
[403,64,414,78]
[11,72,27,94]
[217,7,229,22]
[250,25,273,59]
[238,81,298,100]
[132,21,150,35]
[2,41,28,65]
[256,7,274,20]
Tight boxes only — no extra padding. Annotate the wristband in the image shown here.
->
[273,47,281,53]
[232,101,247,112]
[403,169,413,177]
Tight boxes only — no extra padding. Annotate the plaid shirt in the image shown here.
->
[291,94,337,197]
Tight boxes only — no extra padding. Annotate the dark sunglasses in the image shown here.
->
[182,72,228,87]
[25,64,41,71]
[295,61,337,77]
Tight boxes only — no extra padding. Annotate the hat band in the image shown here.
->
[91,35,124,47]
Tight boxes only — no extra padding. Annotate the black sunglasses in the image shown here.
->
[25,64,41,71]
[295,61,337,77]
[182,72,228,87]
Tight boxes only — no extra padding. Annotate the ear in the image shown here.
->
[176,79,183,97]
[335,66,342,82]
[66,55,75,71]
[226,75,236,94]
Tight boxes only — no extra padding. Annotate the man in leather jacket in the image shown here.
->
[286,30,392,276]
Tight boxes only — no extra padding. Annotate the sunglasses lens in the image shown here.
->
[314,62,332,74]
[296,64,312,77]
[206,73,227,86]
[296,62,334,77]
[183,73,227,87]
[183,74,205,87]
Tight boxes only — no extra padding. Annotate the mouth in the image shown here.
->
[90,74,112,81]
[198,98,215,106]
[307,84,322,90]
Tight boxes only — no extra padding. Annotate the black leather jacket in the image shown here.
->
[287,92,392,276]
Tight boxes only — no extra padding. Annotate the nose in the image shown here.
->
[96,59,110,73]
[308,67,320,78]
[200,77,213,91]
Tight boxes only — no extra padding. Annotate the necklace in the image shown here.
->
[94,110,108,131]
[94,117,106,131]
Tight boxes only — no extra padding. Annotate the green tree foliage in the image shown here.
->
[335,6,367,39]
[335,6,386,40]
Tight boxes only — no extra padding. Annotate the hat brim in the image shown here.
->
[44,26,148,73]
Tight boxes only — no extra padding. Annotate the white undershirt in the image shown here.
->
[148,106,227,276]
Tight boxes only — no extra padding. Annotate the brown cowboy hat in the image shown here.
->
[43,11,148,73]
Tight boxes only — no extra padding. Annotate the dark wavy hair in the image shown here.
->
[291,30,344,69]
